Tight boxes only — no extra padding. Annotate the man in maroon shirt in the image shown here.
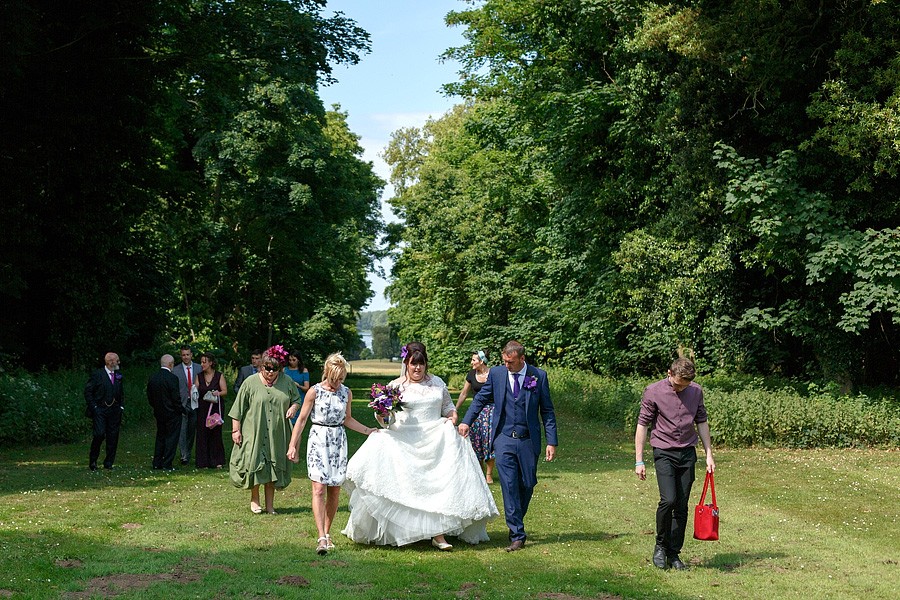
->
[635,357,715,570]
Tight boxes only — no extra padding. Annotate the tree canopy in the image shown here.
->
[0,0,383,369]
[384,0,900,385]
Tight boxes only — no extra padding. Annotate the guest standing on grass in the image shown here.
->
[84,352,124,471]
[233,348,263,394]
[287,353,376,555]
[284,349,311,425]
[229,345,302,514]
[174,345,201,466]
[634,356,715,571]
[195,352,228,468]
[147,354,185,470]
[455,350,495,483]
[459,340,557,552]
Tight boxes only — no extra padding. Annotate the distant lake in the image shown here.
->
[360,330,372,349]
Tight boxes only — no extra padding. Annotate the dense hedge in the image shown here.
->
[0,367,156,447]
[548,368,899,449]
[3,366,897,448]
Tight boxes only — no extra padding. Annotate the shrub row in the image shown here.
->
[548,368,899,448]
[0,367,156,447]
[2,365,897,448]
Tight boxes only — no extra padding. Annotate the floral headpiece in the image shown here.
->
[264,344,289,366]
[400,344,408,361]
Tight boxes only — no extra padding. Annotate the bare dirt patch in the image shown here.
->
[310,560,349,567]
[336,582,373,592]
[63,556,214,598]
[0,590,14,597]
[121,523,142,530]
[276,575,309,587]
[56,559,83,568]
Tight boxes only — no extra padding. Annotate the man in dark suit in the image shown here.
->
[147,354,185,470]
[459,340,558,552]
[84,352,125,470]
[233,348,262,394]
[174,345,202,465]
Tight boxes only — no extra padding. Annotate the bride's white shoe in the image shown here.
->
[431,537,453,551]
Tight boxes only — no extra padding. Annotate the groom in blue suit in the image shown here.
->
[459,340,557,551]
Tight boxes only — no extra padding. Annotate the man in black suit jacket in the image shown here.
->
[84,352,125,470]
[233,348,263,394]
[147,354,185,470]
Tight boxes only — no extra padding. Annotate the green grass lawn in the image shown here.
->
[0,363,897,599]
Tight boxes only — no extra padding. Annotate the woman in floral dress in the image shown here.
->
[288,353,376,554]
[455,350,494,483]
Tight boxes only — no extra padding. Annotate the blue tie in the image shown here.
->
[513,373,521,399]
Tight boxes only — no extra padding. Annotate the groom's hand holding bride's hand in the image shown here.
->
[457,423,470,437]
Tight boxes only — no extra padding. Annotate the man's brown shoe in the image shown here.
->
[505,540,525,552]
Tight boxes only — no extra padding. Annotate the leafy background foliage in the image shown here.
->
[0,0,381,371]
[384,0,900,387]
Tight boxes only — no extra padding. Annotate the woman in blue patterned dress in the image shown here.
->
[288,352,376,555]
[455,350,495,483]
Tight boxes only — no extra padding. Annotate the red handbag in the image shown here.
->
[693,471,719,541]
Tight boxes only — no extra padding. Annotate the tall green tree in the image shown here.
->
[0,0,383,369]
[0,0,164,367]
[385,0,900,383]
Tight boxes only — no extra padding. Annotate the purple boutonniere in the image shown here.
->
[114,373,123,382]
[523,375,537,391]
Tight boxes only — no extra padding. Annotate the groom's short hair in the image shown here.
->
[502,340,525,358]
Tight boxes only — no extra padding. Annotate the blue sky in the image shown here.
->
[317,0,468,311]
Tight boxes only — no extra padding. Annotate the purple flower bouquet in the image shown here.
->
[368,383,405,427]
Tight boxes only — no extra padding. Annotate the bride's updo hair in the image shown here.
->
[404,341,428,372]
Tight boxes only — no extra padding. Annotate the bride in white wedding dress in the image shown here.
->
[342,342,499,550]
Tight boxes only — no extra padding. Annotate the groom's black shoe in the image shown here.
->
[669,556,688,571]
[652,545,667,569]
[505,540,525,552]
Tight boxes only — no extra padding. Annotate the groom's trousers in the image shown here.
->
[494,433,538,542]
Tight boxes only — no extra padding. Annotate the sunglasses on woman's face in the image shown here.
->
[263,365,279,373]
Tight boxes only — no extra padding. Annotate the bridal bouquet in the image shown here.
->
[368,383,405,427]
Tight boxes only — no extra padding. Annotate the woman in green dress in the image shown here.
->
[229,345,301,514]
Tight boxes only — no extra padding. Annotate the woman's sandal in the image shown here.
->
[250,503,263,514]
[325,534,335,550]
[316,537,328,555]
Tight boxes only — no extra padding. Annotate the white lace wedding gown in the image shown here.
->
[342,375,499,546]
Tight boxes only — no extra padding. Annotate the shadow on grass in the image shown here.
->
[533,531,635,545]
[0,528,702,600]
[700,551,787,571]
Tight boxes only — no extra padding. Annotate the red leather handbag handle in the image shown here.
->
[699,471,717,508]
